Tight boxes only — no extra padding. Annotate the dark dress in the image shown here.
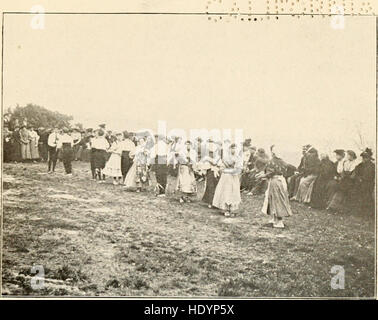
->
[309,158,336,209]
[202,168,220,205]
[353,160,375,215]
[11,130,22,162]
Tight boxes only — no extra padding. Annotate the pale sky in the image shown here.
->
[3,14,376,164]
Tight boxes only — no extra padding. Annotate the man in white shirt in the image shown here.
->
[119,131,136,181]
[91,129,110,182]
[47,127,59,173]
[58,128,74,175]
[153,134,169,196]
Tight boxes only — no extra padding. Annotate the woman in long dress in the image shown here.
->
[19,125,31,161]
[29,127,40,161]
[261,145,292,228]
[124,137,152,192]
[292,147,320,203]
[327,150,358,213]
[200,142,221,208]
[103,133,123,185]
[212,143,242,217]
[309,154,336,209]
[176,140,198,203]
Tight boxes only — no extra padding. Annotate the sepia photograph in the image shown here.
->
[0,0,377,301]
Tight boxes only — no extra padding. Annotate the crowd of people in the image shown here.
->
[3,123,375,228]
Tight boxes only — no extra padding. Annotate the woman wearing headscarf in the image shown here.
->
[200,141,221,208]
[327,150,358,213]
[352,148,375,215]
[176,140,198,203]
[309,154,336,209]
[212,143,243,217]
[292,147,320,203]
[124,136,152,192]
[261,145,292,229]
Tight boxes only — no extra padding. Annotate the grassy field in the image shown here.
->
[1,161,376,297]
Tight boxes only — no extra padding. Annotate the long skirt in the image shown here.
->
[293,174,317,203]
[124,162,150,189]
[202,170,220,205]
[262,175,292,218]
[212,173,241,211]
[30,139,39,159]
[11,142,22,162]
[20,142,31,160]
[309,177,332,209]
[121,151,132,179]
[154,163,168,194]
[176,165,197,194]
[102,153,122,178]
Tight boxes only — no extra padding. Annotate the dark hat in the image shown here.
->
[334,149,345,157]
[230,143,237,148]
[360,148,373,159]
[99,123,106,129]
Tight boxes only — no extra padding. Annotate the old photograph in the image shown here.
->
[1,1,377,299]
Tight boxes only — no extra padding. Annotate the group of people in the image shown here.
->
[3,123,376,228]
[287,145,375,216]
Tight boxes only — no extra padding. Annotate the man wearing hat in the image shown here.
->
[57,127,74,175]
[47,127,60,173]
[153,134,169,196]
[38,127,49,162]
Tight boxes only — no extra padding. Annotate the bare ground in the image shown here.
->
[1,161,375,297]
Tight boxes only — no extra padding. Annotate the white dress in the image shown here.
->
[102,142,122,177]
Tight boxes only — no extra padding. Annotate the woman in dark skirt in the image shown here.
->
[201,142,221,208]
[309,154,336,209]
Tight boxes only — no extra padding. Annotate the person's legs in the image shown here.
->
[48,146,57,172]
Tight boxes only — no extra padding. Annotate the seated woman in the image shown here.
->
[247,148,269,195]
[309,154,336,209]
[212,143,242,217]
[292,147,320,203]
[327,150,358,213]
